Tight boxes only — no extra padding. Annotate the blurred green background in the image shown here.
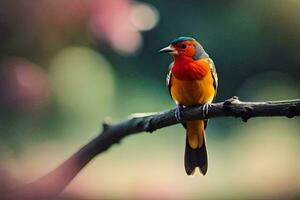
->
[0,0,300,199]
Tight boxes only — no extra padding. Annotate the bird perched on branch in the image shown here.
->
[160,36,218,175]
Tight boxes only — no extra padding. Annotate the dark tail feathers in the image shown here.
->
[184,134,208,175]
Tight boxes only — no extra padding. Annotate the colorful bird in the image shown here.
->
[160,36,218,175]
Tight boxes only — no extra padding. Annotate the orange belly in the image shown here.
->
[170,73,215,106]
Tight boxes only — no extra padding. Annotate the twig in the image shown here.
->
[6,96,300,199]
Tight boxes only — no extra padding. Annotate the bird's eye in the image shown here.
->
[181,44,187,49]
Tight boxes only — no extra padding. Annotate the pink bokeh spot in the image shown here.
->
[89,0,142,55]
[0,57,51,112]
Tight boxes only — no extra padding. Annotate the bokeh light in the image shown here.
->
[88,0,159,55]
[49,46,115,119]
[130,2,159,31]
[0,57,50,112]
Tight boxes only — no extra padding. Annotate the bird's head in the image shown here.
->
[159,36,208,60]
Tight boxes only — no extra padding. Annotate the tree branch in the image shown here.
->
[6,96,300,199]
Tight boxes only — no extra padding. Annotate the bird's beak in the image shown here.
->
[159,45,177,54]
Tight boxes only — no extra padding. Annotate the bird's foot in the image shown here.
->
[175,105,183,122]
[202,103,212,118]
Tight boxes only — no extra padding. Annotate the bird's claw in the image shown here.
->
[202,103,212,118]
[175,105,183,121]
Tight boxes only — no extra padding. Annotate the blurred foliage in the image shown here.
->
[0,0,300,199]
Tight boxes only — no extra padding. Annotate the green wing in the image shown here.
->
[166,62,174,98]
[209,58,218,96]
